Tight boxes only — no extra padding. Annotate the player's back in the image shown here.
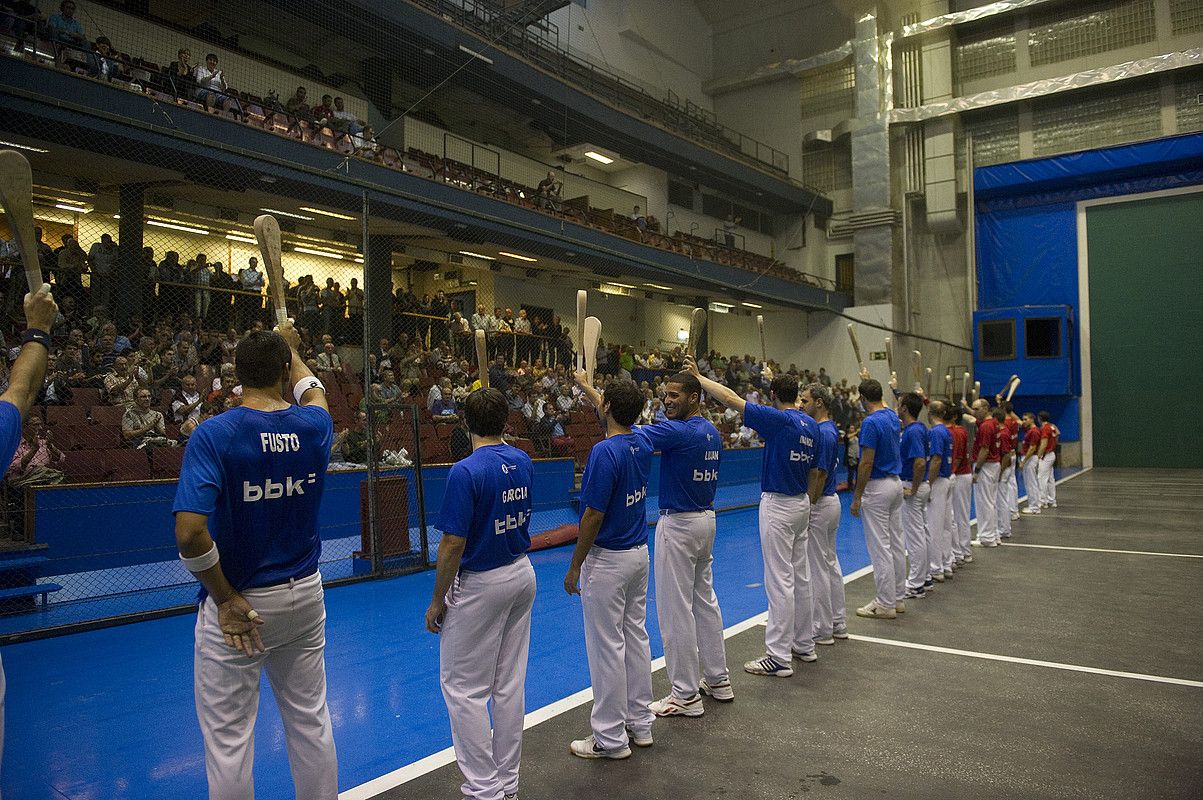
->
[742,403,816,496]
[638,415,721,512]
[442,443,534,571]
[581,432,652,550]
[174,404,333,594]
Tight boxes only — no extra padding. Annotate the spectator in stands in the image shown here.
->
[87,36,125,81]
[165,47,196,99]
[431,379,459,422]
[316,342,341,373]
[47,0,84,45]
[555,384,576,413]
[311,94,334,126]
[36,353,71,406]
[377,369,401,406]
[236,257,264,330]
[60,343,86,386]
[631,205,647,234]
[818,367,832,387]
[6,416,66,488]
[87,233,117,314]
[193,53,242,117]
[353,125,379,156]
[346,277,363,334]
[122,387,174,449]
[285,86,310,118]
[297,276,320,334]
[333,411,369,465]
[171,374,203,425]
[103,356,142,408]
[723,212,741,248]
[189,253,212,321]
[536,170,563,212]
[331,96,363,134]
[513,308,532,364]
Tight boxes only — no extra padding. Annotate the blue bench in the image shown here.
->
[0,583,63,604]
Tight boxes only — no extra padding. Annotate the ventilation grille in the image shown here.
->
[1175,72,1203,133]
[961,110,1021,169]
[1032,81,1161,157]
[955,19,1017,83]
[801,139,852,194]
[799,60,856,119]
[1171,0,1203,35]
[1028,0,1156,68]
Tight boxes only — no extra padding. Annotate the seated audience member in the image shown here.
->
[122,388,175,448]
[37,353,72,406]
[331,96,363,134]
[164,47,196,99]
[47,0,85,45]
[535,170,562,211]
[193,53,242,116]
[311,94,335,126]
[103,356,143,409]
[431,379,458,421]
[87,36,126,81]
[171,374,204,425]
[315,342,342,373]
[332,411,370,464]
[7,416,66,488]
[285,86,310,118]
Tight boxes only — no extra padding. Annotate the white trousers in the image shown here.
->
[901,481,930,589]
[1039,452,1057,506]
[654,510,728,699]
[950,473,973,558]
[193,571,337,800]
[807,494,844,637]
[1006,458,1019,515]
[926,476,952,574]
[441,556,537,800]
[860,476,905,609]
[1022,458,1041,508]
[974,462,1001,544]
[581,545,654,750]
[758,492,812,662]
[998,466,1014,538]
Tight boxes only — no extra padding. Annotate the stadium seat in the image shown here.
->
[106,449,151,482]
[150,447,185,479]
[63,451,110,483]
[89,405,126,427]
[46,405,88,427]
[72,388,102,408]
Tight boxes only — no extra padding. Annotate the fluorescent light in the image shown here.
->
[741,302,762,309]
[259,207,314,221]
[584,151,614,165]
[299,206,356,221]
[0,140,49,153]
[458,250,496,261]
[147,218,209,235]
[608,282,635,289]
[458,44,494,64]
[112,214,121,219]
[497,251,536,262]
[708,302,732,313]
[293,246,344,260]
[54,203,89,213]
[677,328,688,342]
[643,282,672,291]
[353,257,364,264]
[226,233,257,244]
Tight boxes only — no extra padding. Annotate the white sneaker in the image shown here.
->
[1011,512,1020,521]
[504,795,518,800]
[744,655,794,676]
[569,734,631,760]
[932,572,945,583]
[856,601,896,619]
[895,600,907,614]
[832,626,849,639]
[791,649,818,662]
[814,633,836,646]
[699,678,734,702]
[963,554,974,563]
[1022,507,1040,515]
[943,570,954,579]
[649,693,704,717]
[625,726,653,747]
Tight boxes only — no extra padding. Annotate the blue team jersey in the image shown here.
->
[742,403,816,496]
[580,433,652,550]
[173,404,333,599]
[859,407,902,479]
[929,423,953,479]
[0,401,22,473]
[816,419,841,496]
[438,443,533,572]
[900,421,931,481]
[637,415,721,513]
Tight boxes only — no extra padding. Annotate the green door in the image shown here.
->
[1086,191,1203,467]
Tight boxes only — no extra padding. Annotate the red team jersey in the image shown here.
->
[1004,416,1020,453]
[950,425,971,474]
[975,417,1001,462]
[996,423,1014,459]
[1040,422,1059,451]
[1022,426,1042,457]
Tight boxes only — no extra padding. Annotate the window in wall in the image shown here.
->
[667,178,694,210]
[978,320,1015,361]
[799,60,855,119]
[1032,80,1161,157]
[1028,0,1156,67]
[1171,0,1203,35]
[1175,72,1203,134]
[955,18,1017,83]
[959,109,1021,170]
[1025,318,1062,358]
[835,253,854,294]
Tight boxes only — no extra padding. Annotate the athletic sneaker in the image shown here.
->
[832,626,849,639]
[895,601,907,614]
[744,656,794,676]
[923,578,935,591]
[699,678,734,702]
[791,649,818,662]
[856,601,896,619]
[971,539,998,548]
[570,734,631,760]
[931,572,945,583]
[903,586,926,599]
[649,693,704,717]
[1010,512,1020,521]
[943,569,954,579]
[963,554,974,563]
[504,794,518,800]
[1022,507,1041,515]
[814,633,836,646]
[625,726,653,747]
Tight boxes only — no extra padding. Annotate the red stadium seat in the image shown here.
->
[150,447,186,479]
[46,405,88,427]
[63,451,111,483]
[89,405,126,427]
[71,387,102,408]
[106,449,151,482]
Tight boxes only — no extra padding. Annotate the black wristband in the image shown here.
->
[21,328,51,350]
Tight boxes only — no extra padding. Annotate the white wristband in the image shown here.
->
[180,543,219,573]
[294,376,325,404]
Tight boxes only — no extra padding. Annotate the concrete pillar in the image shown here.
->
[116,183,145,330]
[365,233,395,347]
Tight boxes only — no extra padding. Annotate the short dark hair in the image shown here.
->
[604,381,644,427]
[859,379,883,403]
[991,407,1006,422]
[1038,410,1050,423]
[804,382,831,409]
[665,373,701,400]
[1001,400,1014,413]
[943,401,959,422]
[899,392,923,419]
[464,388,508,436]
[234,331,290,389]
[769,374,799,405]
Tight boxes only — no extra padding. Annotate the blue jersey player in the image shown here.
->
[564,376,655,759]
[800,382,847,646]
[687,360,818,677]
[173,323,337,800]
[427,388,536,800]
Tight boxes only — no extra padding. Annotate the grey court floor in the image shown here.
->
[390,469,1203,800]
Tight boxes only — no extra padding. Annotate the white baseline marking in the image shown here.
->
[848,634,1203,688]
[1000,542,1203,559]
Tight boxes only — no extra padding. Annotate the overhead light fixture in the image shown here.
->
[458,44,494,64]
[54,203,89,213]
[677,328,688,342]
[643,282,672,291]
[226,233,257,244]
[708,302,732,313]
[608,282,635,289]
[0,140,49,153]
[497,251,536,262]
[259,207,314,221]
[353,257,364,264]
[147,218,209,235]
[584,151,614,165]
[293,246,345,260]
[112,214,120,219]
[741,302,763,309]
[458,250,496,261]
[299,206,356,221]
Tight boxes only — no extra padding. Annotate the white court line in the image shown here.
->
[340,472,1098,797]
[848,634,1203,688]
[1000,542,1203,559]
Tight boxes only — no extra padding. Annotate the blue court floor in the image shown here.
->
[2,470,1054,799]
